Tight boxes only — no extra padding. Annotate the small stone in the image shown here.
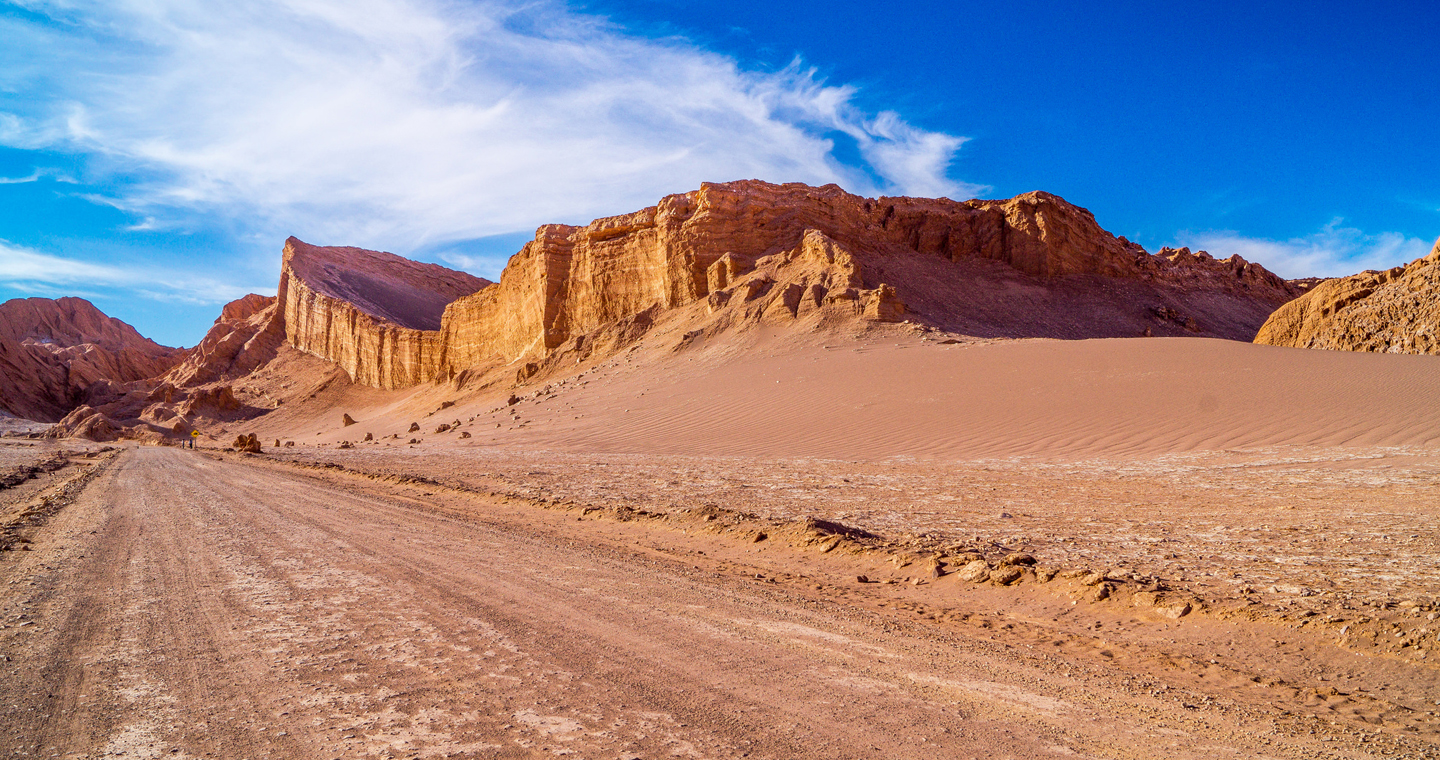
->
[990,566,1023,586]
[856,575,870,584]
[408,422,421,433]
[1001,552,1036,567]
[459,431,472,439]
[957,560,990,583]
[363,432,374,441]
[1157,600,1193,619]
[342,413,357,426]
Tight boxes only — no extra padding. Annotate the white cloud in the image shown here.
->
[0,241,271,304]
[1177,220,1435,279]
[0,0,984,252]
[0,167,75,184]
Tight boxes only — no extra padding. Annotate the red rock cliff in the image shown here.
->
[0,297,186,421]
[278,238,491,389]
[435,180,1299,374]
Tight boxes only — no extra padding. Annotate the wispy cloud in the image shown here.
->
[0,240,271,304]
[0,0,984,252]
[1177,220,1435,279]
[0,167,74,184]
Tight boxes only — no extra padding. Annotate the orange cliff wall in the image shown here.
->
[278,238,490,390]
[271,181,1300,390]
[435,180,1300,375]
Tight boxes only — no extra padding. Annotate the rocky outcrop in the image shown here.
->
[435,181,1299,376]
[165,295,284,387]
[0,297,187,421]
[279,238,490,389]
[1255,237,1440,354]
[261,181,1301,391]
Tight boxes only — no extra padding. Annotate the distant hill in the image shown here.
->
[0,297,186,422]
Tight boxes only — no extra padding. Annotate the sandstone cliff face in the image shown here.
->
[279,238,490,389]
[435,180,1299,376]
[260,181,1300,392]
[1254,237,1440,354]
[0,297,186,421]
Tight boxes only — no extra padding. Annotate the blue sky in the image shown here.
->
[1,0,1436,347]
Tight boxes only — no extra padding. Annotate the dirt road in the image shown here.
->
[0,447,1425,758]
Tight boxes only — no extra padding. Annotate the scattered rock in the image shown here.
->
[408,422,421,433]
[957,560,991,583]
[363,432,374,441]
[1157,600,1192,619]
[283,441,295,447]
[435,423,451,433]
[342,413,357,426]
[408,438,420,444]
[232,433,261,453]
[1000,552,1036,567]
[990,566,1024,586]
[458,431,471,439]
[856,575,871,584]
[338,441,354,449]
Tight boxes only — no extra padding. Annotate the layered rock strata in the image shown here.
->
[279,238,490,389]
[1255,237,1440,354]
[434,181,1299,376]
[266,181,1301,390]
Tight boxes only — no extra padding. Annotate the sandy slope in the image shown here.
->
[256,330,1440,460]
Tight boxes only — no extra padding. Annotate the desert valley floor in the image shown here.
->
[3,330,1439,759]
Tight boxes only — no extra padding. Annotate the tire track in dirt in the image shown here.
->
[1,446,1423,758]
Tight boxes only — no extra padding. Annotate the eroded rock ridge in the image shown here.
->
[1255,237,1440,354]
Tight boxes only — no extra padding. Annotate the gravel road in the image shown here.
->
[0,447,1422,759]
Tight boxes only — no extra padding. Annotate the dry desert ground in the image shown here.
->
[3,328,1439,759]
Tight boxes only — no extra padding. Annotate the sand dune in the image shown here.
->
[271,330,1440,460]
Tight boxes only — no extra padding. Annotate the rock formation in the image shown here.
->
[264,181,1300,391]
[164,294,284,387]
[0,297,187,421]
[1255,237,1440,354]
[280,238,490,389]
[433,181,1297,379]
[12,179,1311,443]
